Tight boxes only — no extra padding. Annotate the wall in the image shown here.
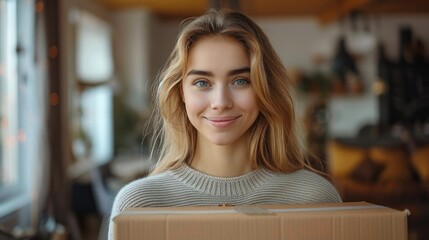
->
[113,8,152,112]
[116,13,429,137]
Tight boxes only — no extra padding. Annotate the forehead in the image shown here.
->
[186,36,249,70]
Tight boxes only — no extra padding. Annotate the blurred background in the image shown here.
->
[0,0,428,239]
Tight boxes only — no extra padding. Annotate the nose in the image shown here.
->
[211,85,232,110]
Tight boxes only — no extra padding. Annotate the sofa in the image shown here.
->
[326,137,429,240]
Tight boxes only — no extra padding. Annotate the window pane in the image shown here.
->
[75,10,113,83]
[79,86,114,164]
[71,9,114,167]
[0,0,19,193]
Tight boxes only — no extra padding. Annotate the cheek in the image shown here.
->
[183,91,207,115]
[236,92,259,113]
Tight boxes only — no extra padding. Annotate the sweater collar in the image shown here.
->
[170,164,276,196]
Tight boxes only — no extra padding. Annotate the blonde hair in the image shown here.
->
[148,9,315,175]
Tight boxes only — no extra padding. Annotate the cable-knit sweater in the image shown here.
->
[108,164,341,239]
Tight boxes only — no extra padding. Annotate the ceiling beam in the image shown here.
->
[364,0,429,14]
[92,0,429,20]
[318,0,374,24]
[92,0,206,17]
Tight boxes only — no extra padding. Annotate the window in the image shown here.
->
[75,10,114,83]
[70,9,114,168]
[0,0,40,219]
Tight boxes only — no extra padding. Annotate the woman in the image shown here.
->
[108,9,340,239]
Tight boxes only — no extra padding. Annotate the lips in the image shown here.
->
[204,116,241,128]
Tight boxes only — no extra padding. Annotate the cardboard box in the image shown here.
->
[113,202,408,240]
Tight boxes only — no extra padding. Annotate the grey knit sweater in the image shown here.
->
[108,164,341,239]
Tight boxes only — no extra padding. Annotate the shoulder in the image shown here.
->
[273,169,342,203]
[285,169,330,182]
[110,171,172,217]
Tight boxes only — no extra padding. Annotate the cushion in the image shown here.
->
[369,146,413,182]
[327,141,367,178]
[350,157,385,183]
[411,146,429,182]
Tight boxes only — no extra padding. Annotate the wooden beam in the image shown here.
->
[364,0,429,14]
[318,0,373,24]
[93,0,206,17]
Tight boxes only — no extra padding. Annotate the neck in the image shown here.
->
[190,137,253,177]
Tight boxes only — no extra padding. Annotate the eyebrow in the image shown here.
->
[186,67,250,77]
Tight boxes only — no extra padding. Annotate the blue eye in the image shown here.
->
[193,80,210,88]
[233,79,250,86]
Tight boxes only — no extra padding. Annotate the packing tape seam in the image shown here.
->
[122,204,386,216]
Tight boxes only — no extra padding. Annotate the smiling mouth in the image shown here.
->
[204,116,241,128]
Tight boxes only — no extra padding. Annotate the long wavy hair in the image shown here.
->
[148,9,315,175]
